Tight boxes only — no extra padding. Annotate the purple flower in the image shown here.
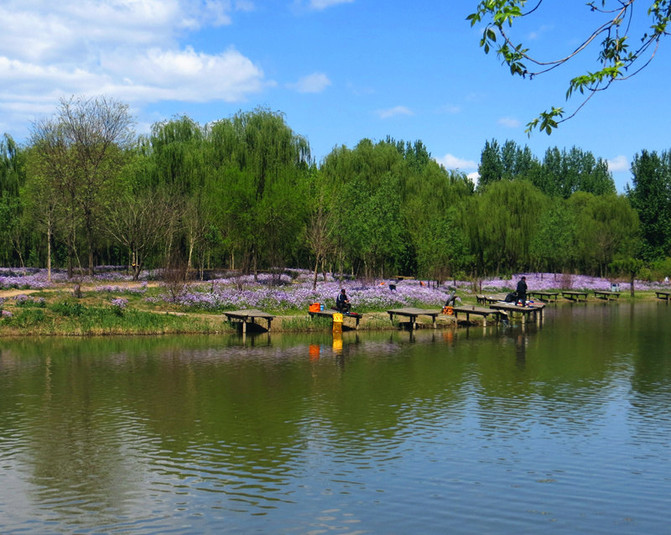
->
[111,298,128,309]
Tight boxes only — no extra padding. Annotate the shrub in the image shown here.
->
[50,301,86,317]
[3,309,45,327]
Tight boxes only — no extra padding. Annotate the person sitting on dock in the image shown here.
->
[516,276,528,305]
[336,289,351,313]
[444,287,462,307]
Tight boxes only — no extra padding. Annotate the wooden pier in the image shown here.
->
[308,309,363,329]
[223,309,274,333]
[489,302,545,323]
[594,290,620,301]
[451,305,502,326]
[655,290,671,302]
[527,290,559,302]
[476,294,506,305]
[561,290,589,302]
[387,308,441,329]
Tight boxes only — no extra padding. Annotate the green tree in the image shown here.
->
[304,169,337,290]
[402,157,474,280]
[610,257,645,296]
[478,139,503,188]
[321,139,416,278]
[530,199,577,272]
[30,96,134,276]
[627,149,671,260]
[103,150,175,280]
[206,108,311,275]
[23,147,58,279]
[569,192,640,275]
[0,134,27,266]
[146,116,207,272]
[465,180,549,274]
[468,1,671,133]
[537,146,616,198]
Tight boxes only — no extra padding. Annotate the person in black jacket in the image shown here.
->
[336,289,351,313]
[516,276,528,305]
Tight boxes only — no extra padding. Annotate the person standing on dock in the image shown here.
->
[336,289,351,313]
[516,276,528,305]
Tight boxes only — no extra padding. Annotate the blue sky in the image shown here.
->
[1,0,669,191]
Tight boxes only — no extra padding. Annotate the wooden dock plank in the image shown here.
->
[224,309,275,333]
[476,294,506,305]
[489,302,545,323]
[594,290,620,300]
[527,290,559,302]
[561,290,589,302]
[451,305,501,326]
[387,308,440,329]
[655,290,671,302]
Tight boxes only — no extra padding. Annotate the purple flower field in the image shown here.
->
[484,272,669,292]
[1,267,669,312]
[170,278,449,311]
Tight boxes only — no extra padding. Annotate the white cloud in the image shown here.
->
[0,0,265,128]
[377,106,413,119]
[436,153,478,171]
[288,72,331,93]
[607,155,629,172]
[498,116,521,128]
[119,46,267,102]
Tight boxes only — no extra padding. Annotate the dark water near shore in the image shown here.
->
[1,302,671,534]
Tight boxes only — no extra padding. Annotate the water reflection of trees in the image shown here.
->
[2,306,670,523]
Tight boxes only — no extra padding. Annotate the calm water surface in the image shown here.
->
[1,302,671,534]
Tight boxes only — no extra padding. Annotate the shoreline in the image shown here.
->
[0,288,666,337]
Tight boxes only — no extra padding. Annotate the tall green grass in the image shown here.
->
[0,300,225,335]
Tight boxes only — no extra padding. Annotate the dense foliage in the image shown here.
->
[1,97,668,281]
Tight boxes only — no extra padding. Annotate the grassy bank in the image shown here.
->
[0,270,668,336]
[0,293,440,336]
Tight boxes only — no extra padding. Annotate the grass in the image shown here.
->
[0,274,667,337]
[0,298,229,336]
[278,315,333,332]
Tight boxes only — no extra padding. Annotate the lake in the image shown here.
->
[1,301,670,534]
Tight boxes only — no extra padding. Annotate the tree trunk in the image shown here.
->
[187,235,194,270]
[47,221,52,282]
[312,255,320,291]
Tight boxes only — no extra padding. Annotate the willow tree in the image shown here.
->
[320,139,408,278]
[146,116,207,272]
[464,180,549,274]
[0,134,26,266]
[402,159,474,280]
[569,192,640,275]
[30,96,134,276]
[529,198,578,273]
[206,108,311,275]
